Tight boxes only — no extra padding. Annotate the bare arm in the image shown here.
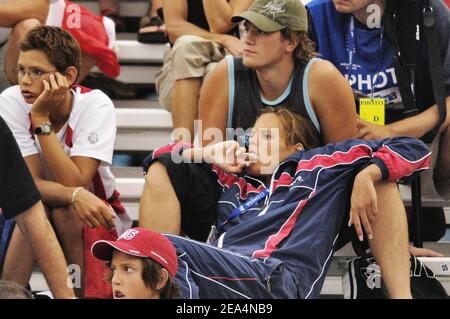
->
[31,115,100,187]
[308,59,358,143]
[183,140,247,173]
[0,0,49,27]
[163,0,243,55]
[14,201,75,299]
[198,58,230,146]
[29,73,104,188]
[164,0,221,43]
[356,97,450,140]
[388,97,450,137]
[202,0,253,34]
[24,154,81,207]
[349,163,382,241]
[24,154,116,229]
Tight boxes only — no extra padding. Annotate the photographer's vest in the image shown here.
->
[226,56,321,143]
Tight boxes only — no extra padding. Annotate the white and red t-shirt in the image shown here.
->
[0,85,131,298]
[0,85,131,233]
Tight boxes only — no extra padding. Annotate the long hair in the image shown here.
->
[259,107,321,149]
[140,258,180,299]
[280,28,318,65]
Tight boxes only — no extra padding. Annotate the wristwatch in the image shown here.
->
[34,122,53,136]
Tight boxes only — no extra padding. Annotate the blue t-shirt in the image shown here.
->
[307,0,399,105]
[307,0,450,121]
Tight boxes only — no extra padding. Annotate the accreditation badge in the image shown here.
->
[359,98,385,125]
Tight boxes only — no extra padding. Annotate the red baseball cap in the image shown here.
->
[91,228,178,278]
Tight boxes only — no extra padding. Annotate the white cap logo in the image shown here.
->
[260,0,286,19]
[119,229,140,241]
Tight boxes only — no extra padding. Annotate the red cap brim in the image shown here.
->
[91,240,146,261]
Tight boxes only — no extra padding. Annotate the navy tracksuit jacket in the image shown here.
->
[149,137,430,299]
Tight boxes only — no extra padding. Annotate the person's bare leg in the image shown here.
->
[3,202,75,298]
[5,18,41,85]
[435,125,450,193]
[139,161,181,234]
[77,52,97,83]
[2,221,36,287]
[171,78,202,143]
[51,206,85,298]
[368,182,412,299]
[433,100,450,195]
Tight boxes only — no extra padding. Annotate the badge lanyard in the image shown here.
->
[217,188,270,232]
[347,15,385,98]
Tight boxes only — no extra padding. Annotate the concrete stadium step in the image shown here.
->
[116,40,168,64]
[113,167,144,220]
[116,108,171,129]
[113,99,162,109]
[114,127,171,151]
[117,33,140,41]
[92,65,161,84]
[76,0,148,17]
[114,103,171,151]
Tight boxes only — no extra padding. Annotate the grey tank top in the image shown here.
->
[226,56,322,143]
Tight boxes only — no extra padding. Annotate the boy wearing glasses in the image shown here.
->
[0,26,131,298]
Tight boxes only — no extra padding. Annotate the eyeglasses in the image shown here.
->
[15,66,57,80]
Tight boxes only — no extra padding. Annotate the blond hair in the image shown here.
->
[280,29,318,64]
[259,107,321,149]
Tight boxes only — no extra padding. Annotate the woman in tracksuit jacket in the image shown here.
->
[143,107,431,299]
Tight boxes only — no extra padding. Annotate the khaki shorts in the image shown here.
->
[155,35,227,111]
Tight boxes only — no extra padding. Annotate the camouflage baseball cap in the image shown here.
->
[232,0,308,33]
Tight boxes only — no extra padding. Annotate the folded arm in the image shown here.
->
[0,0,49,27]
[164,0,244,55]
[202,0,253,34]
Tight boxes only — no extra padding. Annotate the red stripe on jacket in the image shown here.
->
[252,199,309,259]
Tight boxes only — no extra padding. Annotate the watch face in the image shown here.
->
[35,122,53,135]
[42,124,52,134]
